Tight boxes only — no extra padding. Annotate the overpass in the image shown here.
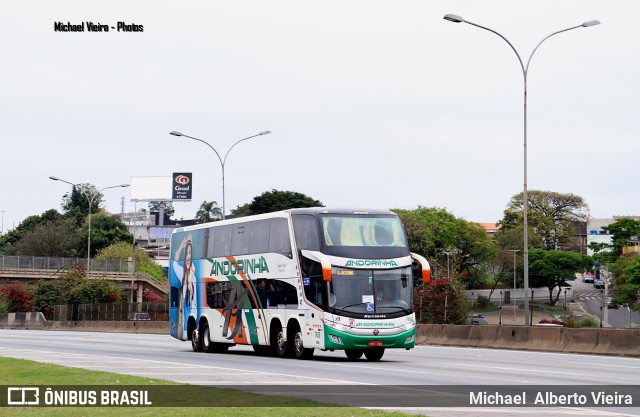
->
[0,255,168,302]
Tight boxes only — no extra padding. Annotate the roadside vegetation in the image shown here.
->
[0,356,411,417]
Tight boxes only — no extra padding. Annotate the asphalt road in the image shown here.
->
[1,330,639,416]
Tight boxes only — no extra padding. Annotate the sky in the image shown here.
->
[1,1,638,233]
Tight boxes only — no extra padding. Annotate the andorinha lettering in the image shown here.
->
[344,259,398,267]
[210,257,269,276]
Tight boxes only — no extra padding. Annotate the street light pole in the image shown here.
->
[170,130,271,220]
[509,249,520,323]
[49,176,129,271]
[443,14,600,326]
[1,210,5,235]
[443,251,453,280]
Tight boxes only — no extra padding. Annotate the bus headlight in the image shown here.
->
[404,335,415,344]
[328,334,343,345]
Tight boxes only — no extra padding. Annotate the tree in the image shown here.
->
[528,249,592,305]
[608,254,640,311]
[62,184,104,226]
[96,242,166,281]
[415,276,469,324]
[7,218,80,257]
[231,189,323,216]
[149,201,175,218]
[500,190,588,251]
[0,209,64,253]
[599,218,640,260]
[79,213,133,257]
[195,201,223,223]
[393,206,497,288]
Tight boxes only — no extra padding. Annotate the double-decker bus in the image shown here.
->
[169,208,430,361]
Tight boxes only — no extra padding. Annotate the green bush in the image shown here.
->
[476,295,491,309]
[0,284,34,312]
[34,263,124,319]
[0,299,7,313]
[580,316,599,328]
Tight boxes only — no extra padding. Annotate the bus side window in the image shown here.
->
[249,220,270,254]
[292,214,320,251]
[170,286,180,308]
[232,224,250,256]
[269,218,292,258]
[302,274,324,309]
[213,225,232,258]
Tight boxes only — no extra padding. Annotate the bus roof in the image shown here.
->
[171,207,398,234]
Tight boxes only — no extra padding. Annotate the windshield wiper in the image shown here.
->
[334,302,366,313]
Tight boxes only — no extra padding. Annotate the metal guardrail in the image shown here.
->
[0,255,168,295]
[53,302,168,321]
[0,255,130,273]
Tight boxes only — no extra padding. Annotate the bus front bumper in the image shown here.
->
[323,324,415,350]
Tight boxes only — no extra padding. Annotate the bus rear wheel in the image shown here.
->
[364,348,385,361]
[293,329,314,360]
[345,349,363,360]
[274,325,293,358]
[191,327,202,352]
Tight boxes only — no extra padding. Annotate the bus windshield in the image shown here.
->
[328,266,413,315]
[321,215,407,247]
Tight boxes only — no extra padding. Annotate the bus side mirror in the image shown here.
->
[410,252,431,284]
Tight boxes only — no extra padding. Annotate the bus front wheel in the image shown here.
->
[345,349,363,360]
[364,348,385,361]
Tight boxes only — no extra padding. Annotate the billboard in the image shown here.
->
[130,177,172,202]
[172,172,192,201]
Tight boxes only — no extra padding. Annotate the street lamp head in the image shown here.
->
[49,176,60,181]
[119,184,130,188]
[443,14,464,23]
[169,131,183,137]
[259,131,272,136]
[582,20,601,27]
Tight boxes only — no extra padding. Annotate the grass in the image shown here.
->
[0,356,415,417]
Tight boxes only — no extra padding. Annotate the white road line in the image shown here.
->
[447,363,584,376]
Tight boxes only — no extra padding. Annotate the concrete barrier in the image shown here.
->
[44,320,168,334]
[416,324,640,357]
[0,312,48,330]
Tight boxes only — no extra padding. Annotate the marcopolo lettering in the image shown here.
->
[210,257,269,276]
[344,259,398,267]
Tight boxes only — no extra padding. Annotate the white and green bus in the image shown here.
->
[169,208,430,361]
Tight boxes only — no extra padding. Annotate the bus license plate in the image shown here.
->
[368,340,383,347]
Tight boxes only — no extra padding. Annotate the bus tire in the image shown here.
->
[201,321,213,353]
[273,323,293,358]
[293,327,314,360]
[364,348,385,361]
[345,349,363,360]
[191,326,202,352]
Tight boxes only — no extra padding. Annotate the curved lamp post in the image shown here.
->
[169,130,271,220]
[443,14,600,326]
[49,176,129,271]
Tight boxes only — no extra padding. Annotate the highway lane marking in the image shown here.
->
[447,363,584,376]
[0,347,367,385]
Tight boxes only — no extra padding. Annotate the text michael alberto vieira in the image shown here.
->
[54,21,143,32]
